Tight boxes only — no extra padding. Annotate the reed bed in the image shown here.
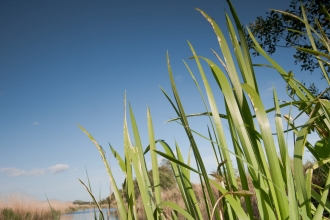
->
[79,0,330,219]
[0,192,77,220]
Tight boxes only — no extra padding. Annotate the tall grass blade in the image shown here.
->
[226,108,254,220]
[154,150,201,174]
[78,125,127,220]
[196,8,243,106]
[175,143,203,219]
[109,144,126,172]
[293,116,317,218]
[166,51,219,219]
[147,107,162,209]
[183,60,222,164]
[157,201,195,220]
[78,179,105,220]
[273,89,299,220]
[85,168,98,220]
[242,83,289,219]
[128,105,155,219]
[205,56,278,218]
[45,193,60,220]
[123,102,137,220]
[226,0,259,93]
[187,41,238,196]
[209,179,249,219]
[157,140,191,213]
[313,170,330,219]
[300,3,330,84]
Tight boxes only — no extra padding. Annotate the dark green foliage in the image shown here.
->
[72,200,91,205]
[246,0,330,98]
[148,159,176,191]
[314,138,330,160]
[1,208,21,220]
[247,0,329,72]
[122,159,176,200]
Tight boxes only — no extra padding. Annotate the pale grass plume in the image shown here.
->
[0,191,77,219]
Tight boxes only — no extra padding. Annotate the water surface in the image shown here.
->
[60,208,119,220]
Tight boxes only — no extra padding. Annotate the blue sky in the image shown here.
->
[0,0,325,202]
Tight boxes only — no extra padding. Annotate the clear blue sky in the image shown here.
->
[0,0,324,202]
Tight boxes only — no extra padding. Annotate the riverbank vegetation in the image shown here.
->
[0,192,77,220]
[80,0,330,219]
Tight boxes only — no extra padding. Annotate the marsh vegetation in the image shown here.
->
[79,0,330,219]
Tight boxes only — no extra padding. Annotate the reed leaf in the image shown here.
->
[109,144,126,173]
[157,201,195,220]
[273,89,299,220]
[78,179,105,220]
[78,125,127,220]
[166,51,219,220]
[147,107,162,210]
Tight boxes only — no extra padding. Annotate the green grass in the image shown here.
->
[79,0,330,219]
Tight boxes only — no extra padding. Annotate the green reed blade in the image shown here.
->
[311,158,330,170]
[165,112,228,123]
[225,13,250,88]
[147,107,162,207]
[313,166,330,219]
[157,140,192,214]
[247,28,310,102]
[306,168,313,211]
[209,179,249,219]
[128,106,155,219]
[175,143,188,179]
[166,51,218,219]
[154,150,201,175]
[129,104,151,182]
[78,125,127,220]
[295,47,330,60]
[187,146,192,181]
[196,8,243,107]
[183,59,222,163]
[226,0,259,94]
[300,3,330,85]
[274,89,299,220]
[175,143,203,219]
[123,97,137,220]
[78,178,105,220]
[158,201,195,220]
[293,116,317,218]
[109,144,126,173]
[242,83,289,219]
[227,108,254,220]
[187,41,238,196]
[311,189,330,213]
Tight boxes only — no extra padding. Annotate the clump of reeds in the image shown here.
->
[79,0,330,219]
[0,191,77,220]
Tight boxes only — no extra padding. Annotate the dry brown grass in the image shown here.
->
[133,179,260,219]
[134,184,218,219]
[0,191,77,220]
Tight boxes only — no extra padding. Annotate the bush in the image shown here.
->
[122,159,176,201]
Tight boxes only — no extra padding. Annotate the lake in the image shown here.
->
[60,208,119,220]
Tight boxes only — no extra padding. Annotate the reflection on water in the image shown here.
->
[60,208,119,220]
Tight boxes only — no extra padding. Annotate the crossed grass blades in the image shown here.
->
[79,0,330,219]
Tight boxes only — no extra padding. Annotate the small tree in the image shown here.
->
[246,0,330,98]
[148,159,176,191]
[122,159,176,200]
